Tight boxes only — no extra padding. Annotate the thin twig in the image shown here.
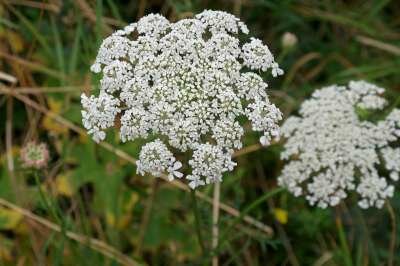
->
[283,52,321,88]
[5,96,18,196]
[0,198,140,266]
[74,0,124,30]
[194,189,274,236]
[4,0,61,13]
[0,86,88,94]
[0,71,18,84]
[1,87,274,236]
[212,182,221,266]
[217,188,284,252]
[386,201,396,266]
[0,51,66,80]
[313,252,333,266]
[233,143,262,158]
[356,35,400,56]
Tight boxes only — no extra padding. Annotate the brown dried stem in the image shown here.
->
[0,198,140,266]
[212,182,221,266]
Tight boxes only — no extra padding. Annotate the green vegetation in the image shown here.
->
[0,0,399,265]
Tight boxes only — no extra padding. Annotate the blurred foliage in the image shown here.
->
[0,0,400,265]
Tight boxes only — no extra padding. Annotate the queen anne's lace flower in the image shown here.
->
[279,81,400,208]
[81,10,283,188]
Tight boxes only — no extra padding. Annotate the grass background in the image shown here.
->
[1,0,400,265]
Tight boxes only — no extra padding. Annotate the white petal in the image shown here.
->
[390,171,399,181]
[90,63,101,73]
[174,171,183,178]
[188,181,197,189]
[259,135,269,146]
[173,161,183,170]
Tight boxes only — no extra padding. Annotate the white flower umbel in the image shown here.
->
[137,139,183,181]
[81,92,120,143]
[187,143,237,189]
[278,81,400,208]
[81,10,283,188]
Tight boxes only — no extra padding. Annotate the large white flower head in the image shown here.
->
[81,10,283,189]
[278,81,400,209]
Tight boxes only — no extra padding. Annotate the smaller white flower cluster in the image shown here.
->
[81,10,283,189]
[279,81,400,209]
[187,143,237,189]
[137,139,183,181]
[81,93,120,142]
[242,38,284,77]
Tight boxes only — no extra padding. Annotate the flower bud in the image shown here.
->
[281,32,297,49]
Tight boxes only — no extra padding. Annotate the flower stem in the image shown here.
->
[335,211,352,266]
[33,171,61,225]
[387,201,396,266]
[212,182,220,266]
[191,189,206,254]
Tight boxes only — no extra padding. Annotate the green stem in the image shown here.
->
[33,172,62,225]
[34,171,68,263]
[386,201,396,266]
[217,187,284,250]
[336,215,353,266]
[191,189,206,254]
